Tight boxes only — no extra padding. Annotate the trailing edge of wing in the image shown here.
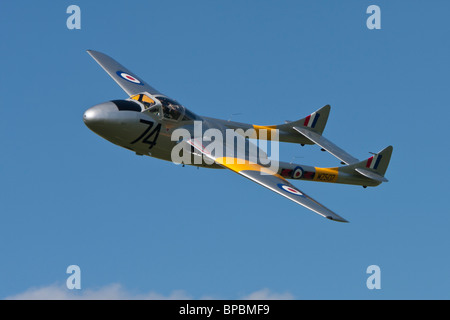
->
[86,50,162,96]
[187,139,348,223]
[238,169,349,223]
[293,126,359,165]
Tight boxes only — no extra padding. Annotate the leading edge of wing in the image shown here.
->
[86,50,162,96]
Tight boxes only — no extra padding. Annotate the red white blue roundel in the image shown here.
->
[292,166,303,179]
[116,71,144,85]
[277,183,304,196]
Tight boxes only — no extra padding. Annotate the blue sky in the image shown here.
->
[0,0,449,299]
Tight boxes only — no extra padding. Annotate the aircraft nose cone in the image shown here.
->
[83,101,118,128]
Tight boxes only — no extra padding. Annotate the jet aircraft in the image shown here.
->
[84,50,393,223]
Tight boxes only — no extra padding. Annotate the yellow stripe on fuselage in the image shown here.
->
[313,167,339,183]
[216,157,283,179]
[252,125,277,140]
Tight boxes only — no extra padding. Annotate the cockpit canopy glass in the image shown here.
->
[130,93,198,121]
[156,96,199,121]
[130,94,156,109]
[157,96,184,121]
[182,108,199,121]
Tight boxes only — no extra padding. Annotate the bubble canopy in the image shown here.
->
[130,93,198,121]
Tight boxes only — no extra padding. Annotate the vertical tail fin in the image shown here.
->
[354,146,393,182]
[278,105,330,135]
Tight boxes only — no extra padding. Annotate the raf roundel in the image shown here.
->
[116,71,144,85]
[277,183,304,196]
[292,166,303,179]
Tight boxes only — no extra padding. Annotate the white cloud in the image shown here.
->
[5,283,192,300]
[242,288,294,300]
[5,284,293,300]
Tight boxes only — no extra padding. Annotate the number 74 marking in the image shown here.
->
[130,119,161,149]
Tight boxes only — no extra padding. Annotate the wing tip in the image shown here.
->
[86,49,97,59]
[86,49,106,59]
[326,215,349,223]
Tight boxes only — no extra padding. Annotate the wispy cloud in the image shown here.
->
[5,283,192,300]
[5,284,294,300]
[241,288,294,300]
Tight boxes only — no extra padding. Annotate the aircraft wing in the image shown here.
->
[187,138,348,223]
[87,50,162,96]
[293,127,359,165]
